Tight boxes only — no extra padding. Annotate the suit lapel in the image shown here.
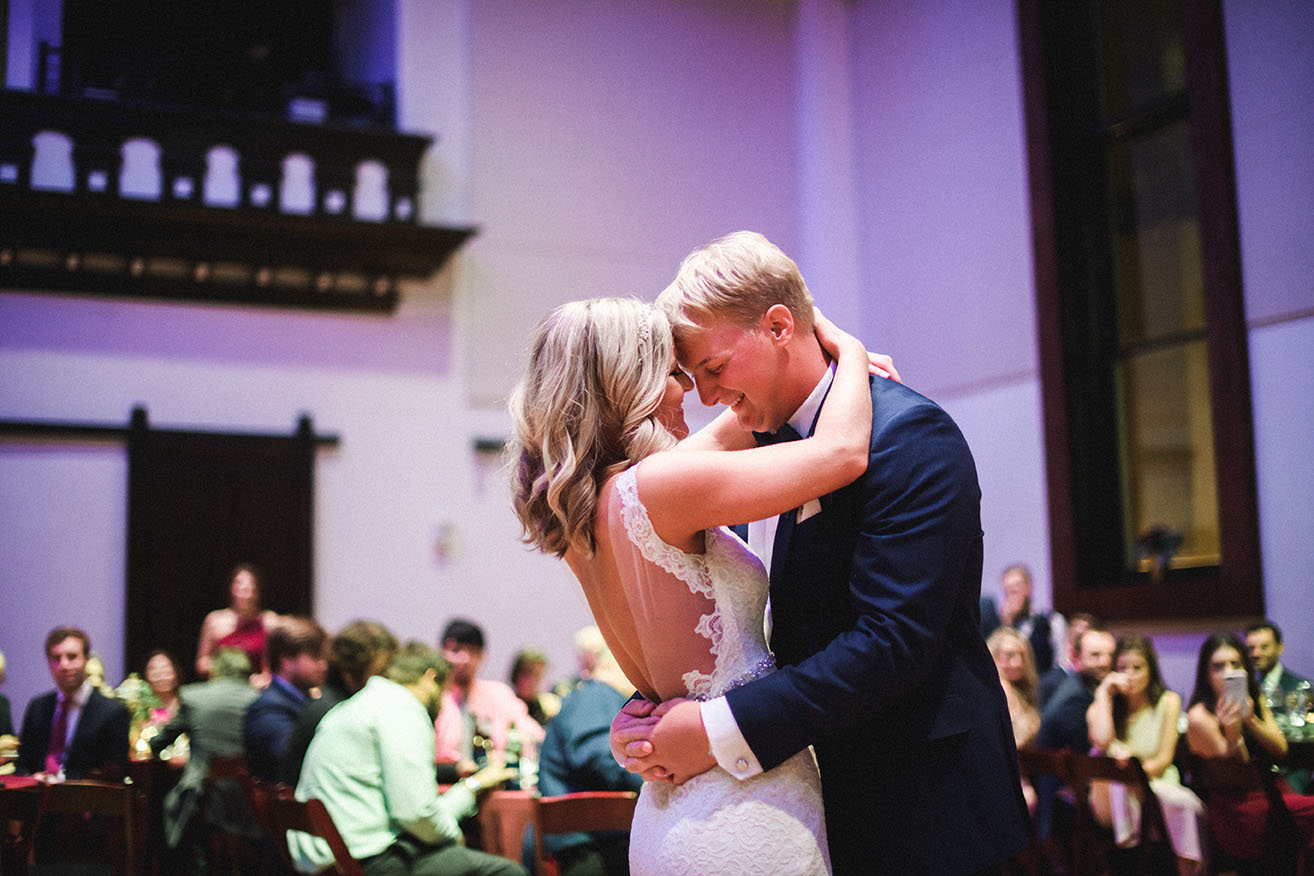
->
[68,689,102,754]
[770,505,798,593]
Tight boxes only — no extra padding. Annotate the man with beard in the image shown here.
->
[1033,625,1116,839]
[292,642,524,876]
[243,615,329,781]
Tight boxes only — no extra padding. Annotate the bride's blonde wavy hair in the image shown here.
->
[508,297,681,558]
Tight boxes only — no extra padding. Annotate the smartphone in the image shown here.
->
[1221,668,1248,708]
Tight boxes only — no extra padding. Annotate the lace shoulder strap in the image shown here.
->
[614,467,713,599]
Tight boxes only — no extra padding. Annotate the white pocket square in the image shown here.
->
[796,498,823,523]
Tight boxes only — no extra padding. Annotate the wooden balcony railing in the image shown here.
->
[0,89,476,312]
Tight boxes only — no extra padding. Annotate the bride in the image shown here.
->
[508,297,879,875]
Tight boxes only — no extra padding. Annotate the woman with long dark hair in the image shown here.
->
[1186,632,1314,871]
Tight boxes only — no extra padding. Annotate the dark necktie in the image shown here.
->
[753,423,802,446]
[45,695,69,774]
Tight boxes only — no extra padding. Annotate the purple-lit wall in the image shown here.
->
[1,0,1311,715]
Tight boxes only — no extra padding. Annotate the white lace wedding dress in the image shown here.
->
[601,467,830,876]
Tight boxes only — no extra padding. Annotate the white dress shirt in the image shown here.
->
[701,364,835,780]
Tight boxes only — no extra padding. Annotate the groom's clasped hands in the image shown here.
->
[611,696,715,786]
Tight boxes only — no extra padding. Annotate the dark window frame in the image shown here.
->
[1017,0,1262,621]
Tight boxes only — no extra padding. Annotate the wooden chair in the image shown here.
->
[532,791,638,876]
[202,755,269,876]
[476,790,536,862]
[1015,748,1076,875]
[1189,755,1300,875]
[38,779,141,876]
[1069,753,1177,876]
[264,785,364,876]
[0,781,47,876]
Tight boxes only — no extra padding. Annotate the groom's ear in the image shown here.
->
[762,304,796,346]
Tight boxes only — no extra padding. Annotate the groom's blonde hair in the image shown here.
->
[508,297,681,558]
[657,231,815,339]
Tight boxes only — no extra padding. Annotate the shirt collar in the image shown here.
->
[63,679,93,707]
[1263,662,1285,691]
[786,362,835,439]
[272,674,309,703]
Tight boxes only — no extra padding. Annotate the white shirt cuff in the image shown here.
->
[700,697,762,780]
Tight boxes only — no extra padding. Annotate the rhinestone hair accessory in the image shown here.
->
[638,305,651,345]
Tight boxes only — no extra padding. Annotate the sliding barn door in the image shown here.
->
[125,409,316,680]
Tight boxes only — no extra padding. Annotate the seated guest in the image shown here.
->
[17,625,130,780]
[143,649,184,728]
[1186,632,1314,868]
[510,646,561,727]
[988,626,1041,751]
[151,648,261,851]
[1246,621,1311,709]
[242,615,327,781]
[981,563,1062,673]
[1246,620,1312,792]
[552,625,609,700]
[292,642,527,876]
[0,647,16,742]
[1087,633,1204,876]
[1038,612,1095,709]
[1038,625,1116,752]
[536,643,643,876]
[1033,624,1116,839]
[196,562,281,681]
[434,618,544,774]
[279,619,399,786]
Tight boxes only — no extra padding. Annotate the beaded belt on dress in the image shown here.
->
[691,656,776,701]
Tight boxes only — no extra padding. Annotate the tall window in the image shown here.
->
[1019,0,1261,620]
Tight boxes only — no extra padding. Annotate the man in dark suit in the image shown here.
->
[619,231,1029,875]
[242,615,327,781]
[1033,625,1115,839]
[1246,620,1312,792]
[1246,620,1311,705]
[980,563,1058,673]
[17,626,130,780]
[1036,611,1095,709]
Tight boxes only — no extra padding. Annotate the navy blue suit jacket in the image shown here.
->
[242,675,308,782]
[17,687,130,779]
[727,376,1029,875]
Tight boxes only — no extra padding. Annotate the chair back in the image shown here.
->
[532,791,638,876]
[1069,753,1176,876]
[202,754,270,874]
[40,779,141,876]
[0,781,47,876]
[264,785,364,876]
[1015,748,1075,875]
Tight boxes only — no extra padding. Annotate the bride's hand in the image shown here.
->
[813,308,902,383]
[652,696,691,718]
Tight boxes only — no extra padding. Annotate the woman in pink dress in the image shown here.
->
[195,563,279,681]
[143,650,183,726]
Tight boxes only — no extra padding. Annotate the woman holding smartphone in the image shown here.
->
[1186,632,1314,869]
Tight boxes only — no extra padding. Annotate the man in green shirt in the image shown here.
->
[292,643,525,875]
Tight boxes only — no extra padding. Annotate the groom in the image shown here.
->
[616,232,1029,875]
